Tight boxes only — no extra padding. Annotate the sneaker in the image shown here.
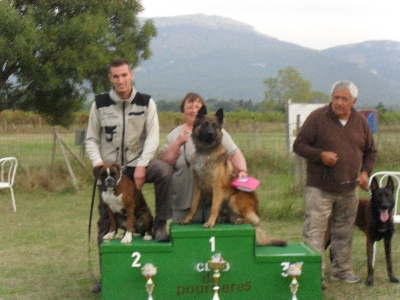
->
[91,281,101,293]
[330,273,361,283]
[153,220,170,242]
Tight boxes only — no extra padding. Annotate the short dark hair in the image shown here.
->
[109,58,130,69]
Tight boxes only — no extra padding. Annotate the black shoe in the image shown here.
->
[153,220,170,242]
[91,281,101,293]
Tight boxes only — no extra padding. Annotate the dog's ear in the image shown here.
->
[370,176,379,193]
[386,176,395,193]
[197,105,207,119]
[215,108,224,125]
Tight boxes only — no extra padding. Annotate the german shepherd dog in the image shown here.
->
[180,106,286,247]
[97,163,153,243]
[325,176,399,285]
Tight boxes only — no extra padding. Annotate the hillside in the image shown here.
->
[134,14,400,108]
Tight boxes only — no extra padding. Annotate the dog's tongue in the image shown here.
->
[380,210,389,222]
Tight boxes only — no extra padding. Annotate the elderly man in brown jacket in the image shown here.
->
[293,80,377,288]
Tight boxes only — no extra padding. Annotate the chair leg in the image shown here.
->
[10,187,16,212]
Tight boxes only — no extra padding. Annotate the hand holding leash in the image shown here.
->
[93,163,104,178]
[178,130,191,145]
[357,171,369,190]
[320,151,338,167]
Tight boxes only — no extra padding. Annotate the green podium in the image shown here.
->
[100,223,322,299]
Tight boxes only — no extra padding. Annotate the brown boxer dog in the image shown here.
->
[97,163,153,243]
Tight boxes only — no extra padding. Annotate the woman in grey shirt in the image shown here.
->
[159,92,248,223]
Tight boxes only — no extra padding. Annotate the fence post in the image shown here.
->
[293,115,305,191]
[255,121,258,149]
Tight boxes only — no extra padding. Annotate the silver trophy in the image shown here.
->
[287,262,303,300]
[141,263,157,300]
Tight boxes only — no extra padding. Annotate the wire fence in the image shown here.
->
[0,123,288,169]
[0,126,85,169]
[1,122,400,189]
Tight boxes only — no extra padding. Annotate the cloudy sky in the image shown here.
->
[140,0,400,50]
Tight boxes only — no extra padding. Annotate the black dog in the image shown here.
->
[358,176,399,286]
[325,176,399,285]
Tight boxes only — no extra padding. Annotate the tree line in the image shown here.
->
[1,1,396,128]
[3,107,400,129]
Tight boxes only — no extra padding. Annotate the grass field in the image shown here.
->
[1,187,400,299]
[1,125,400,299]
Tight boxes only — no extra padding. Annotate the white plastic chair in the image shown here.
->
[0,157,18,212]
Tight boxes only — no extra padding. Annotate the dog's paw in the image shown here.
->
[365,277,374,286]
[203,222,215,228]
[121,232,133,244]
[390,276,399,283]
[232,217,245,225]
[143,234,153,241]
[103,232,115,240]
[179,219,190,225]
[115,232,125,239]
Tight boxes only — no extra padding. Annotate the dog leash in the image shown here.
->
[87,177,98,283]
[89,178,96,241]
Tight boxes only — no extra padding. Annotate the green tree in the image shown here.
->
[0,0,39,112]
[263,66,328,112]
[376,102,389,113]
[0,0,156,127]
[309,90,330,103]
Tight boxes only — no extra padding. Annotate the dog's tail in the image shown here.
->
[247,211,287,247]
[255,225,287,246]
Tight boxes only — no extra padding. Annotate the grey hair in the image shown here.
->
[331,80,358,100]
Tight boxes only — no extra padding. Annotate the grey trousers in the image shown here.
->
[303,186,358,279]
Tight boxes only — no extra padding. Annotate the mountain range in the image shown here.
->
[134,14,400,108]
